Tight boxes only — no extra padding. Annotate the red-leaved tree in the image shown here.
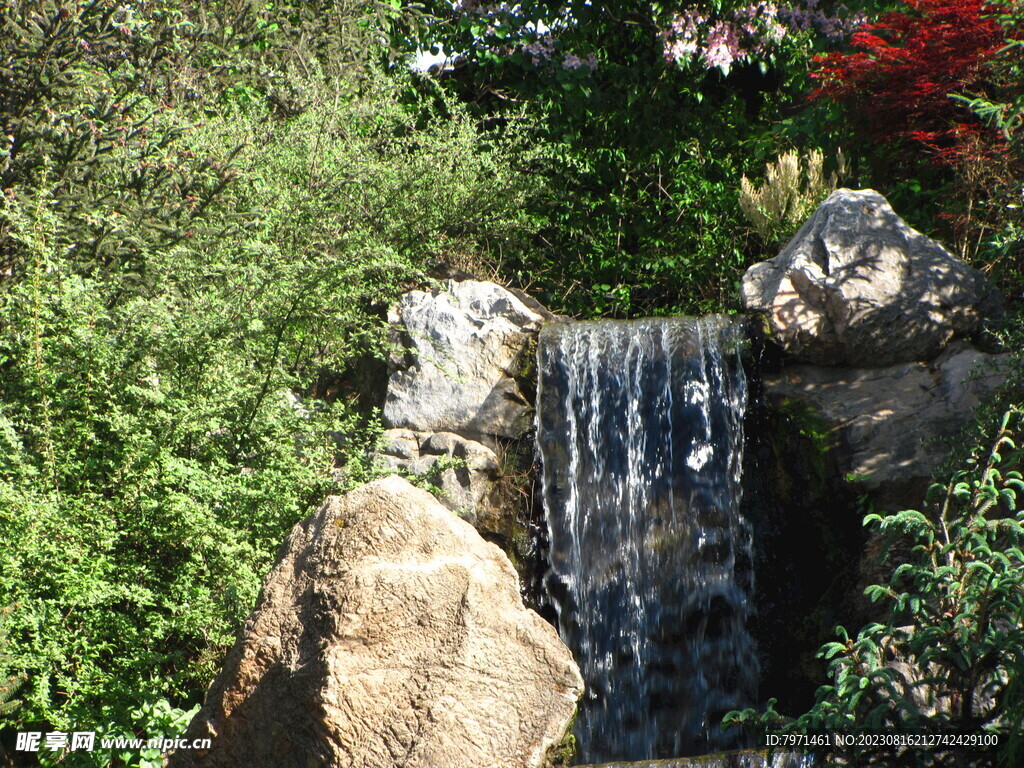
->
[810,0,1022,260]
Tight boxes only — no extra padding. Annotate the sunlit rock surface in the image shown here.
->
[742,189,1002,366]
[376,428,500,520]
[384,279,549,440]
[171,476,582,768]
[763,341,1012,508]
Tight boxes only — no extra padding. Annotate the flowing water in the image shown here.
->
[537,317,758,763]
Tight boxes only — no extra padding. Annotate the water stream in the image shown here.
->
[537,316,757,763]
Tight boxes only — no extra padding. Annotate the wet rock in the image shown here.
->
[171,476,582,768]
[742,189,1002,366]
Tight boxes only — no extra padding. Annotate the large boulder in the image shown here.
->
[171,476,582,768]
[763,343,1012,509]
[384,280,551,441]
[742,189,1002,366]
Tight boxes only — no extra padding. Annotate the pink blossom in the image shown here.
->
[521,33,556,65]
[559,52,599,71]
[662,10,705,63]
[661,0,860,72]
[703,21,743,72]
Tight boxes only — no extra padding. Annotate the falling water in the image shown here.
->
[537,316,758,764]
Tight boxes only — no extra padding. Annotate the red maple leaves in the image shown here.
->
[811,0,1011,167]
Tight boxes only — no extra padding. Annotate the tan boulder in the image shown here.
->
[170,476,582,768]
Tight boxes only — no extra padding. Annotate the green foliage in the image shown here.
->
[24,698,199,768]
[0,196,346,745]
[0,1,537,761]
[956,5,1024,299]
[145,0,435,113]
[0,605,26,721]
[207,68,540,291]
[0,1,236,281]
[520,115,757,316]
[726,408,1024,766]
[475,65,787,317]
[399,0,878,317]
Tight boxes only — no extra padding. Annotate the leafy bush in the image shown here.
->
[727,407,1024,766]
[216,69,540,283]
[0,194,352,747]
[0,1,235,282]
[0,606,25,719]
[0,2,539,762]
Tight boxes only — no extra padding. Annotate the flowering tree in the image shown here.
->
[661,1,861,74]
[416,0,862,78]
[396,1,870,316]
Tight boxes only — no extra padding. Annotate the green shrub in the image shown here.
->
[727,407,1024,766]
[0,4,539,760]
[0,195,349,748]
[202,67,541,292]
[0,1,235,283]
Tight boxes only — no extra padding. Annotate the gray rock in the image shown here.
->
[172,476,582,768]
[742,189,1002,366]
[376,428,500,520]
[378,427,420,461]
[384,280,548,440]
[883,626,1002,724]
[763,343,1013,508]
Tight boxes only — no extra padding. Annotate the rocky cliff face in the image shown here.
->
[170,476,582,768]
[377,279,554,561]
[743,188,1010,511]
[762,342,1013,509]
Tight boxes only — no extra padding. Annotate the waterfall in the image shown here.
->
[537,316,758,763]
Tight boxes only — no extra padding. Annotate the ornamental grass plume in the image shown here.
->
[739,148,843,247]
